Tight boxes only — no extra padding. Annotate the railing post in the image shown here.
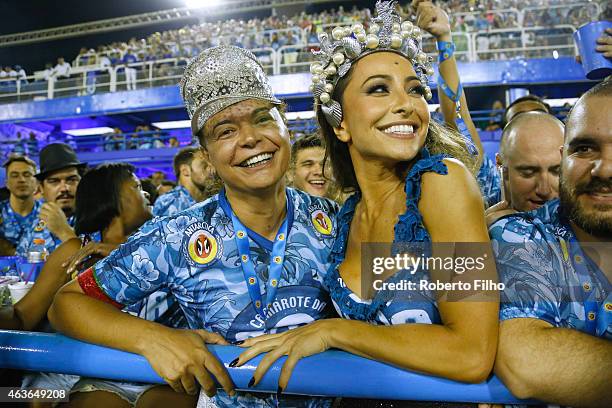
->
[110,66,117,93]
[47,78,54,99]
[148,62,153,87]
[274,49,279,76]
[82,72,87,95]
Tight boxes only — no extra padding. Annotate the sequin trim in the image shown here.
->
[77,268,124,309]
[179,46,281,135]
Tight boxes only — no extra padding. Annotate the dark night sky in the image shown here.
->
[0,0,368,73]
[0,0,192,35]
[0,0,198,71]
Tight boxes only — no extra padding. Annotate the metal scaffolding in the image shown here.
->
[0,0,351,48]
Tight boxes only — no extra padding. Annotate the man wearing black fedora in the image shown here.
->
[16,143,87,257]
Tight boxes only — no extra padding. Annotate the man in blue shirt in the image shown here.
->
[152,147,217,217]
[490,77,611,407]
[50,45,338,408]
[0,156,41,255]
[16,144,86,257]
[485,111,564,226]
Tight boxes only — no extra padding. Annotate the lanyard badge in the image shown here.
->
[229,206,289,320]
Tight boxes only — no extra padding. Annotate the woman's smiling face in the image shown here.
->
[336,51,430,165]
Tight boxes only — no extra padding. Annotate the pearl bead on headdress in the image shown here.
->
[311,0,434,128]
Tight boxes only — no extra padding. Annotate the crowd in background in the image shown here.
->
[0,0,607,165]
[101,127,180,152]
[70,0,602,67]
[1,0,608,80]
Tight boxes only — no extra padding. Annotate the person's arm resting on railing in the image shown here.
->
[496,317,611,407]
[48,220,235,397]
[236,161,499,389]
[490,220,612,407]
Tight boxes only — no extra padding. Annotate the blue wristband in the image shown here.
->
[437,41,455,63]
[437,74,462,104]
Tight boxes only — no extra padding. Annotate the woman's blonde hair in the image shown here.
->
[425,120,479,173]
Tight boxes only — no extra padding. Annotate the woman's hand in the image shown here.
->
[413,0,451,42]
[62,242,119,276]
[141,326,235,397]
[234,319,341,391]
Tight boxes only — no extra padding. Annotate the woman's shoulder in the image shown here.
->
[406,150,449,179]
[420,158,483,216]
[419,158,488,241]
[421,157,480,195]
[401,150,450,199]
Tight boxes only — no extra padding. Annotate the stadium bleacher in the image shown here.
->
[0,0,606,179]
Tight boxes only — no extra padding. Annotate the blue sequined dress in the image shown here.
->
[324,148,448,325]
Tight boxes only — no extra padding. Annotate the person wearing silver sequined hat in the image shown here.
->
[49,44,339,408]
[180,45,282,138]
[235,1,500,397]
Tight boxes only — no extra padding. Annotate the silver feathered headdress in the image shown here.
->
[311,0,434,128]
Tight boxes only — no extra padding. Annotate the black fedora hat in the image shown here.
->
[35,143,87,181]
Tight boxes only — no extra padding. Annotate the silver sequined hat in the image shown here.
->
[180,45,281,136]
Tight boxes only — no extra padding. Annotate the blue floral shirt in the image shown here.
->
[152,185,196,217]
[88,188,338,407]
[15,213,75,257]
[127,184,194,327]
[490,199,611,339]
[0,199,42,247]
[324,149,446,326]
[477,155,501,208]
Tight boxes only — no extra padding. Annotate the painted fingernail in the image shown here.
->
[228,358,239,367]
[247,377,255,388]
[277,386,283,399]
[231,340,244,345]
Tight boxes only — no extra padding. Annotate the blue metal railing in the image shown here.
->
[0,330,535,404]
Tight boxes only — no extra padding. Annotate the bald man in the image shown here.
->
[485,111,564,225]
